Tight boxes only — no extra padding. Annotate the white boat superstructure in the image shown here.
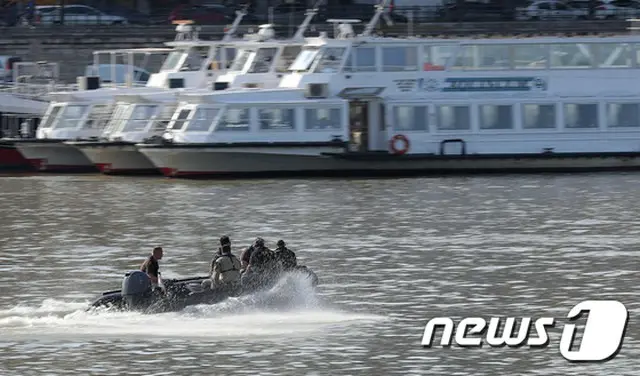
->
[214,8,319,90]
[66,6,335,175]
[135,1,640,178]
[1,10,252,172]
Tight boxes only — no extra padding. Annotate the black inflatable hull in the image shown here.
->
[89,266,319,314]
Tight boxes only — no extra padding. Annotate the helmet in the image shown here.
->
[254,237,265,247]
[277,240,285,247]
[220,235,231,246]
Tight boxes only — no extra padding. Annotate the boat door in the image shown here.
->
[348,100,368,152]
[339,87,386,153]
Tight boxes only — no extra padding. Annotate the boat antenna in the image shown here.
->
[361,0,393,37]
[222,4,249,42]
[292,0,323,40]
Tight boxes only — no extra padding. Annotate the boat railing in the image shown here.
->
[0,82,79,101]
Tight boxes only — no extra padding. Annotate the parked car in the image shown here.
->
[85,64,150,86]
[38,5,128,25]
[168,4,231,25]
[515,0,588,21]
[592,0,640,19]
[0,55,22,83]
[437,2,513,22]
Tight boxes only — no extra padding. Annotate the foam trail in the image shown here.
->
[0,272,387,341]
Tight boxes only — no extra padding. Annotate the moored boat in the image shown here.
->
[0,93,48,172]
[67,9,322,176]
[0,12,246,173]
[136,3,640,178]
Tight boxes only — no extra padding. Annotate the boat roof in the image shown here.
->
[92,47,175,55]
[48,87,182,103]
[0,93,47,115]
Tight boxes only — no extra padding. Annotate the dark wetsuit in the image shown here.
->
[140,255,159,281]
[248,246,276,272]
[275,246,297,270]
[243,247,277,291]
[241,246,255,267]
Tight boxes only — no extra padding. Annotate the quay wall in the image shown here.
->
[0,21,629,83]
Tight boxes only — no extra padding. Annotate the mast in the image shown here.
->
[292,0,324,40]
[222,4,249,42]
[361,0,392,37]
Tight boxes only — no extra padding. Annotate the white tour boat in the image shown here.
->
[66,9,322,175]
[0,11,247,173]
[136,5,640,178]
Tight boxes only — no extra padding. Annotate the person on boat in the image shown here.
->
[241,238,278,290]
[240,237,266,270]
[202,235,242,296]
[140,246,163,288]
[274,240,297,271]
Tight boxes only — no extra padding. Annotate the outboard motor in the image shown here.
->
[121,270,153,309]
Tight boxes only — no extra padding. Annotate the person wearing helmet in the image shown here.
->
[241,237,277,291]
[202,235,242,296]
[240,237,266,271]
[274,240,297,271]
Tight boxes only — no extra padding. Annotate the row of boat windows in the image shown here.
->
[394,103,640,131]
[294,42,640,73]
[43,101,640,134]
[170,107,343,132]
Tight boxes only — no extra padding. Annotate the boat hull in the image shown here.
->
[137,144,640,178]
[71,141,161,176]
[8,139,98,173]
[0,142,32,172]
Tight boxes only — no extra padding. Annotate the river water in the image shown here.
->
[0,173,637,375]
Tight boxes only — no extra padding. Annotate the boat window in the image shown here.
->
[168,109,191,130]
[258,108,295,131]
[550,43,593,68]
[217,108,250,131]
[436,105,471,131]
[151,105,178,132]
[452,45,510,70]
[313,47,346,73]
[289,47,319,72]
[121,105,157,132]
[607,103,640,127]
[40,105,63,128]
[344,47,377,72]
[160,50,186,71]
[248,47,278,73]
[513,44,548,69]
[275,46,302,73]
[82,104,112,130]
[180,46,209,72]
[382,46,418,72]
[101,104,130,136]
[522,104,556,129]
[305,108,342,130]
[229,49,252,72]
[595,43,631,68]
[564,103,598,129]
[479,105,513,130]
[55,105,88,129]
[393,106,427,131]
[185,108,218,132]
[423,45,456,70]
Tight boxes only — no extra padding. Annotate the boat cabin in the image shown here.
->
[214,28,304,90]
[100,90,211,143]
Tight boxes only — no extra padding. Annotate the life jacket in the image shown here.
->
[214,253,241,284]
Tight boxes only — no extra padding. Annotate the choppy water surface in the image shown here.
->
[0,173,638,376]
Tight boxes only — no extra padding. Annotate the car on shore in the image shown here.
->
[36,5,128,25]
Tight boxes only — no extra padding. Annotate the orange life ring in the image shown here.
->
[390,134,410,155]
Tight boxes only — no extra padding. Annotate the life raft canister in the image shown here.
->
[389,134,410,155]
